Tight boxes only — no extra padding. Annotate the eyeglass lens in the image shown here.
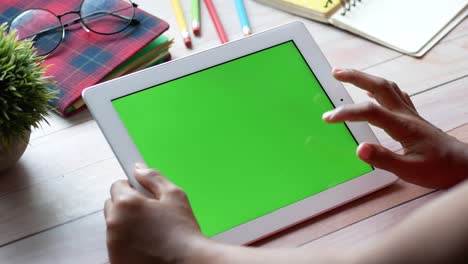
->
[81,0,135,34]
[10,9,63,56]
[9,0,136,56]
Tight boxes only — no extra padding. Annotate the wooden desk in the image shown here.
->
[0,1,466,262]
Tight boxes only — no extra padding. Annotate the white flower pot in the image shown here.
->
[0,131,31,172]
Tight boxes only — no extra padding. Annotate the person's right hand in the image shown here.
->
[323,69,468,189]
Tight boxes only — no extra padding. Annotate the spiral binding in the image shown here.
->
[324,0,334,8]
[324,0,362,16]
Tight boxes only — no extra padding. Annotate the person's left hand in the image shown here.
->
[104,164,207,264]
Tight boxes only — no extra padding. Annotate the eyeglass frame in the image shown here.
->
[9,0,140,56]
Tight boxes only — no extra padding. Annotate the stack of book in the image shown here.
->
[69,34,174,115]
[0,0,173,116]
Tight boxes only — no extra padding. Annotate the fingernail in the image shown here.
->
[357,143,372,161]
[322,111,332,120]
[135,163,148,170]
[332,67,345,74]
[322,109,337,121]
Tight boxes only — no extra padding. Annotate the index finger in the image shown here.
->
[333,69,405,110]
[323,102,412,142]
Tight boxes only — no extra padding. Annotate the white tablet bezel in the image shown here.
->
[83,21,397,245]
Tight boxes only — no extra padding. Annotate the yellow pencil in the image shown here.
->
[170,0,192,48]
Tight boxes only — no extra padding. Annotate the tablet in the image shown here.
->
[83,21,397,245]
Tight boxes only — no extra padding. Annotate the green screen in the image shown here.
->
[112,41,372,237]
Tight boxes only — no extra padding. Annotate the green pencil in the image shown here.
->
[192,0,201,36]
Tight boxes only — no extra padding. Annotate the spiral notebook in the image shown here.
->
[254,0,468,57]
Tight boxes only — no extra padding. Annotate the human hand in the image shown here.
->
[104,164,209,264]
[323,69,468,189]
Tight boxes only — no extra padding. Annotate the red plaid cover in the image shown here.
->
[0,0,169,116]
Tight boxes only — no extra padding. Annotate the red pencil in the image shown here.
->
[204,0,229,44]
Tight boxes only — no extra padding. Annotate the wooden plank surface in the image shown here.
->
[0,211,108,264]
[0,121,114,197]
[301,191,442,250]
[0,0,467,262]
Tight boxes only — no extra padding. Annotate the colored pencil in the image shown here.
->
[235,0,251,36]
[204,0,229,44]
[170,0,192,48]
[191,0,201,36]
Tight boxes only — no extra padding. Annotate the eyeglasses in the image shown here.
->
[8,0,140,56]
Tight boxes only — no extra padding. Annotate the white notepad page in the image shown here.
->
[330,0,468,56]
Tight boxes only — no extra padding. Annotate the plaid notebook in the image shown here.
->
[0,0,169,116]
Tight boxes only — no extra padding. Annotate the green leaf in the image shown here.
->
[0,23,58,147]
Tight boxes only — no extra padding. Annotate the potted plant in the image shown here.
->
[0,23,56,172]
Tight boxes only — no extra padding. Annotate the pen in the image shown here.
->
[204,0,229,44]
[171,0,192,48]
[235,0,251,36]
[192,0,201,36]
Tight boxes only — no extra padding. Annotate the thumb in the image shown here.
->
[134,166,162,199]
[357,143,410,176]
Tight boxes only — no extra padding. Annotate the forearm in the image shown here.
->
[352,180,468,264]
[187,238,349,264]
